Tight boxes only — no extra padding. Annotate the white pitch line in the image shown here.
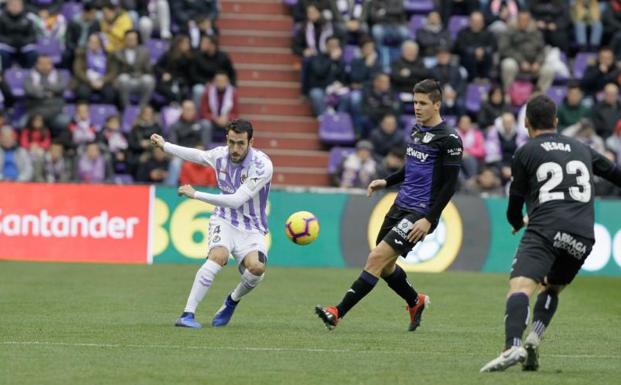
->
[0,341,619,359]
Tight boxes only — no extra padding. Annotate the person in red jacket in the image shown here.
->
[178,145,217,187]
[200,71,239,142]
[20,113,51,180]
[456,114,485,180]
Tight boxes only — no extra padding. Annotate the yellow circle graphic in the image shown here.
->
[367,193,463,272]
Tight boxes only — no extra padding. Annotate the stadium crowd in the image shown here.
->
[288,0,621,196]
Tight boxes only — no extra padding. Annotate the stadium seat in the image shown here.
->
[113,174,134,184]
[282,0,298,8]
[409,15,426,39]
[343,45,358,65]
[546,85,568,105]
[573,52,597,79]
[404,0,434,14]
[318,111,356,146]
[122,106,141,133]
[146,39,170,64]
[160,105,182,136]
[448,16,469,40]
[327,146,355,175]
[61,2,83,22]
[36,37,63,65]
[4,68,29,98]
[90,104,119,130]
[63,104,75,118]
[465,83,491,113]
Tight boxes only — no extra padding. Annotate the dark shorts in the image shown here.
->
[376,204,438,255]
[510,229,594,285]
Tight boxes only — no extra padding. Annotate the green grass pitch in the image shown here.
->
[1,261,620,385]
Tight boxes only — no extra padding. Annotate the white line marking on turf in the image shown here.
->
[1,341,619,359]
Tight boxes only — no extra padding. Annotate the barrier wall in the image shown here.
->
[1,183,620,276]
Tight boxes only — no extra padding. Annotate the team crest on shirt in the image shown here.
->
[212,235,221,243]
[422,133,435,143]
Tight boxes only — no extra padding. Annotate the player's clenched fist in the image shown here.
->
[150,133,165,148]
[178,184,196,199]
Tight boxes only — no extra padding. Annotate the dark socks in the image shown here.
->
[336,271,379,318]
[505,292,530,349]
[383,265,418,307]
[531,290,559,338]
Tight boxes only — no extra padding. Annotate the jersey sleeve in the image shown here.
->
[441,134,463,166]
[509,148,529,197]
[163,143,223,168]
[240,154,274,196]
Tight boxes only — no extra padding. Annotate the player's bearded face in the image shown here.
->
[414,93,440,125]
[227,131,252,163]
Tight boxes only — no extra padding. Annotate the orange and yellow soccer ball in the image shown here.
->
[284,211,320,245]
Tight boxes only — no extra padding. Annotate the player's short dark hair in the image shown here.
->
[226,119,254,141]
[526,94,557,130]
[413,79,443,103]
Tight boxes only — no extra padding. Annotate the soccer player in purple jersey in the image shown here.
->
[151,119,273,328]
[316,79,464,331]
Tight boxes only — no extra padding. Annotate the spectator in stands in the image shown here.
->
[594,151,621,196]
[440,84,466,118]
[477,84,511,130]
[138,0,172,41]
[43,141,72,182]
[485,112,521,183]
[112,30,155,108]
[0,73,15,109]
[581,47,619,97]
[171,99,211,149]
[592,83,621,139]
[64,1,99,68]
[604,0,621,59]
[605,121,621,166]
[351,72,399,138]
[100,115,129,174]
[292,0,339,23]
[369,0,411,70]
[19,113,51,180]
[454,11,496,81]
[456,114,485,180]
[24,54,70,136]
[179,144,217,187]
[390,40,428,94]
[485,0,522,35]
[191,35,237,108]
[171,0,219,32]
[369,114,402,157]
[155,35,193,104]
[292,4,339,59]
[0,0,38,70]
[529,0,571,52]
[375,146,405,190]
[73,33,117,104]
[499,11,554,92]
[187,16,220,49]
[437,0,480,25]
[431,45,466,107]
[306,36,348,116]
[78,141,107,183]
[334,0,370,45]
[349,37,381,90]
[572,0,603,51]
[0,126,33,182]
[68,101,98,151]
[30,0,67,47]
[200,72,239,141]
[333,139,377,188]
[127,105,162,175]
[558,83,591,130]
[416,11,452,59]
[562,117,607,155]
[100,0,133,53]
[137,146,169,183]
[464,167,505,195]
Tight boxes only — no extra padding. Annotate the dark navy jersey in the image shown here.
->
[510,133,617,240]
[395,121,463,215]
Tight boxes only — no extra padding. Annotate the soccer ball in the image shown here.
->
[285,211,320,245]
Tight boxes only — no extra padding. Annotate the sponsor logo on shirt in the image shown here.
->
[407,147,430,162]
[447,147,463,157]
[553,231,588,259]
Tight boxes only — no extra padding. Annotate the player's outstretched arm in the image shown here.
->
[150,134,213,166]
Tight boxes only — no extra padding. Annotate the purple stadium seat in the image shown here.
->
[160,106,182,136]
[114,174,134,184]
[283,0,297,8]
[328,147,355,175]
[546,85,568,105]
[122,106,141,133]
[36,37,63,64]
[63,104,75,118]
[4,68,29,97]
[404,0,434,14]
[573,52,597,80]
[61,2,83,21]
[343,45,358,65]
[409,15,426,39]
[465,83,491,113]
[318,111,356,145]
[90,104,119,130]
[146,39,170,64]
[444,115,457,128]
[448,16,469,40]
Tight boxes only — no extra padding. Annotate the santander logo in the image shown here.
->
[0,209,140,240]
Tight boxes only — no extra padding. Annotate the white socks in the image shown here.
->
[184,260,222,313]
[231,270,264,302]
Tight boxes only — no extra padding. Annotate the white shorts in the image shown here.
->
[207,216,268,265]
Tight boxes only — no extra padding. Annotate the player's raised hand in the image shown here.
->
[367,179,387,197]
[178,184,196,199]
[406,217,432,243]
[150,133,165,148]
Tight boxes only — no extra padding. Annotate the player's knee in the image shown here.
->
[245,262,265,276]
[207,248,229,266]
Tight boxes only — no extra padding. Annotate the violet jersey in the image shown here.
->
[395,121,463,215]
[194,146,273,234]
